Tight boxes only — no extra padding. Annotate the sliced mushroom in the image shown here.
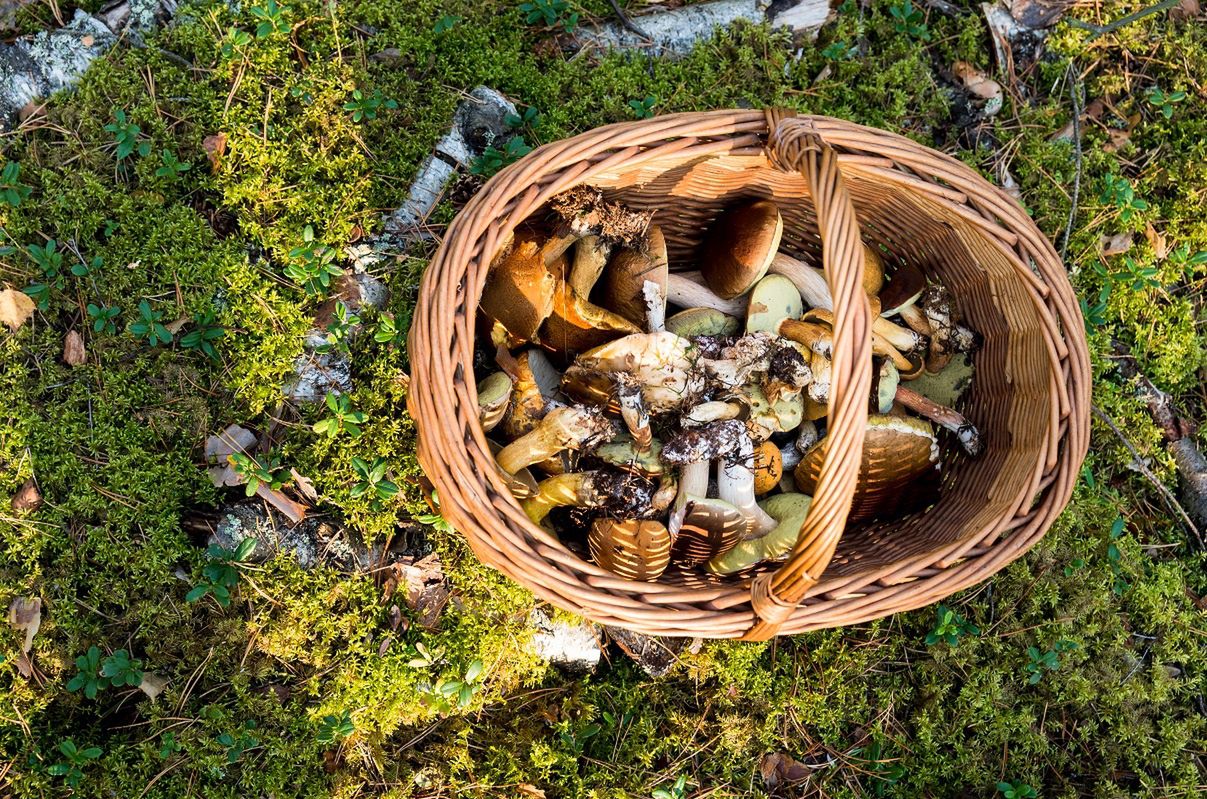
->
[539,283,641,364]
[480,228,563,346]
[597,225,669,328]
[706,492,813,575]
[700,199,784,300]
[477,371,513,433]
[666,271,747,315]
[794,414,938,523]
[745,274,803,334]
[496,406,616,476]
[567,331,704,415]
[665,307,740,337]
[894,385,982,456]
[752,440,783,495]
[589,518,672,581]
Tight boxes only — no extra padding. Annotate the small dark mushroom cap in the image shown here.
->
[878,262,926,314]
[661,420,747,465]
[699,199,784,300]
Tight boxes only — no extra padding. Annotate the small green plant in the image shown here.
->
[925,604,980,647]
[316,711,355,745]
[87,303,121,334]
[433,14,461,33]
[1106,515,1129,595]
[505,105,542,131]
[1166,241,1207,281]
[179,310,225,360]
[651,774,689,799]
[250,0,288,38]
[406,641,443,669]
[889,0,930,40]
[100,649,144,689]
[71,255,103,278]
[821,40,858,60]
[186,538,257,607]
[217,720,259,763]
[372,311,405,346]
[996,780,1038,799]
[66,646,109,699]
[220,27,253,57]
[318,300,359,355]
[1025,639,1079,684]
[418,660,484,709]
[47,739,102,789]
[628,96,658,119]
[1100,174,1148,223]
[859,740,906,795]
[343,88,398,122]
[128,300,173,346]
[1145,86,1186,120]
[24,239,64,310]
[229,451,288,496]
[416,489,455,533]
[285,225,342,296]
[470,135,532,177]
[105,110,151,160]
[313,392,367,438]
[519,0,578,32]
[1116,255,1161,292]
[350,457,399,503]
[154,149,192,180]
[158,732,182,759]
[0,161,32,207]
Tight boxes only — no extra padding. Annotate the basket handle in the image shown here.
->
[741,113,874,641]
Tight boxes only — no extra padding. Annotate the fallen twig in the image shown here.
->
[1059,62,1083,263]
[607,0,651,40]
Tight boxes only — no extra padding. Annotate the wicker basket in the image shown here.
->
[408,111,1090,640]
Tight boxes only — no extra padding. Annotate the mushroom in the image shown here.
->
[496,406,616,476]
[777,319,833,358]
[661,420,747,536]
[920,284,978,373]
[672,497,746,566]
[874,360,900,414]
[521,470,655,526]
[745,274,803,334]
[666,271,747,315]
[479,228,563,347]
[566,331,704,415]
[614,372,652,452]
[597,225,669,327]
[801,307,923,356]
[665,307,740,337]
[501,349,562,440]
[567,234,612,297]
[807,349,831,406]
[862,246,886,297]
[589,518,672,581]
[539,283,641,364]
[488,440,538,499]
[763,339,812,403]
[752,440,783,495]
[477,371,513,433]
[768,252,831,309]
[894,385,982,456]
[700,199,784,300]
[643,280,666,333]
[705,493,813,575]
[779,441,802,473]
[871,330,913,371]
[650,475,678,515]
[794,414,938,523]
[699,332,777,392]
[729,383,804,443]
[594,432,664,477]
[795,420,819,454]
[877,262,926,317]
[716,434,779,537]
[682,400,746,428]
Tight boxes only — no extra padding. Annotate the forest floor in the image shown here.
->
[0,0,1204,797]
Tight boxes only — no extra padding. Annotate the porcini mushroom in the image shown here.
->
[777,319,833,358]
[501,350,562,440]
[730,383,804,443]
[745,274,803,334]
[597,225,669,327]
[894,385,982,456]
[477,371,513,433]
[666,307,740,337]
[920,284,978,373]
[716,433,779,537]
[699,332,777,392]
[666,271,747,316]
[479,229,563,346]
[672,497,746,566]
[877,262,926,317]
[700,199,784,300]
[705,493,813,575]
[567,234,612,297]
[496,406,616,476]
[614,372,652,452]
[566,331,704,415]
[662,420,747,536]
[539,283,641,363]
[589,518,672,581]
[488,441,538,499]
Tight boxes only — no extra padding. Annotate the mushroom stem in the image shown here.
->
[897,302,933,337]
[477,371,513,433]
[668,460,710,536]
[666,272,747,315]
[717,435,779,538]
[795,420,819,453]
[777,318,833,357]
[872,331,913,371]
[522,472,597,525]
[650,474,678,514]
[642,279,666,333]
[568,234,612,297]
[808,350,831,405]
[614,374,652,452]
[768,253,832,309]
[496,406,616,475]
[894,385,982,456]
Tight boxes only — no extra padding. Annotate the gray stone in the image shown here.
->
[282,331,353,403]
[527,609,602,674]
[211,501,320,568]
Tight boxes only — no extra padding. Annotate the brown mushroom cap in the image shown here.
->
[752,440,783,495]
[589,518,672,581]
[699,199,784,300]
[878,262,926,314]
[539,283,641,364]
[596,225,669,327]
[672,497,745,566]
[793,414,937,522]
[479,228,562,346]
[862,246,886,297]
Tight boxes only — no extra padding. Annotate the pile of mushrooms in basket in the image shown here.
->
[476,187,980,581]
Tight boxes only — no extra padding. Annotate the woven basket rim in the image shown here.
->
[407,110,1091,638]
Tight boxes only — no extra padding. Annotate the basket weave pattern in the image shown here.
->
[408,110,1090,640]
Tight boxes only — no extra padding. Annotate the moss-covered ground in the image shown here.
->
[0,0,1204,796]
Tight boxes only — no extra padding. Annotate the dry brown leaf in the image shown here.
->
[138,672,168,700]
[1103,113,1140,154]
[8,596,41,677]
[0,288,36,333]
[760,752,811,790]
[164,316,190,335]
[203,133,228,173]
[1144,222,1167,260]
[289,469,319,502]
[63,330,86,366]
[11,477,41,512]
[1009,0,1072,28]
[385,554,449,630]
[1099,232,1133,257]
[205,424,257,462]
[255,483,308,524]
[516,785,547,799]
[1171,0,1200,20]
[953,61,1004,116]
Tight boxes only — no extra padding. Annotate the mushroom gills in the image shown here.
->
[706,493,814,575]
[589,519,672,581]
